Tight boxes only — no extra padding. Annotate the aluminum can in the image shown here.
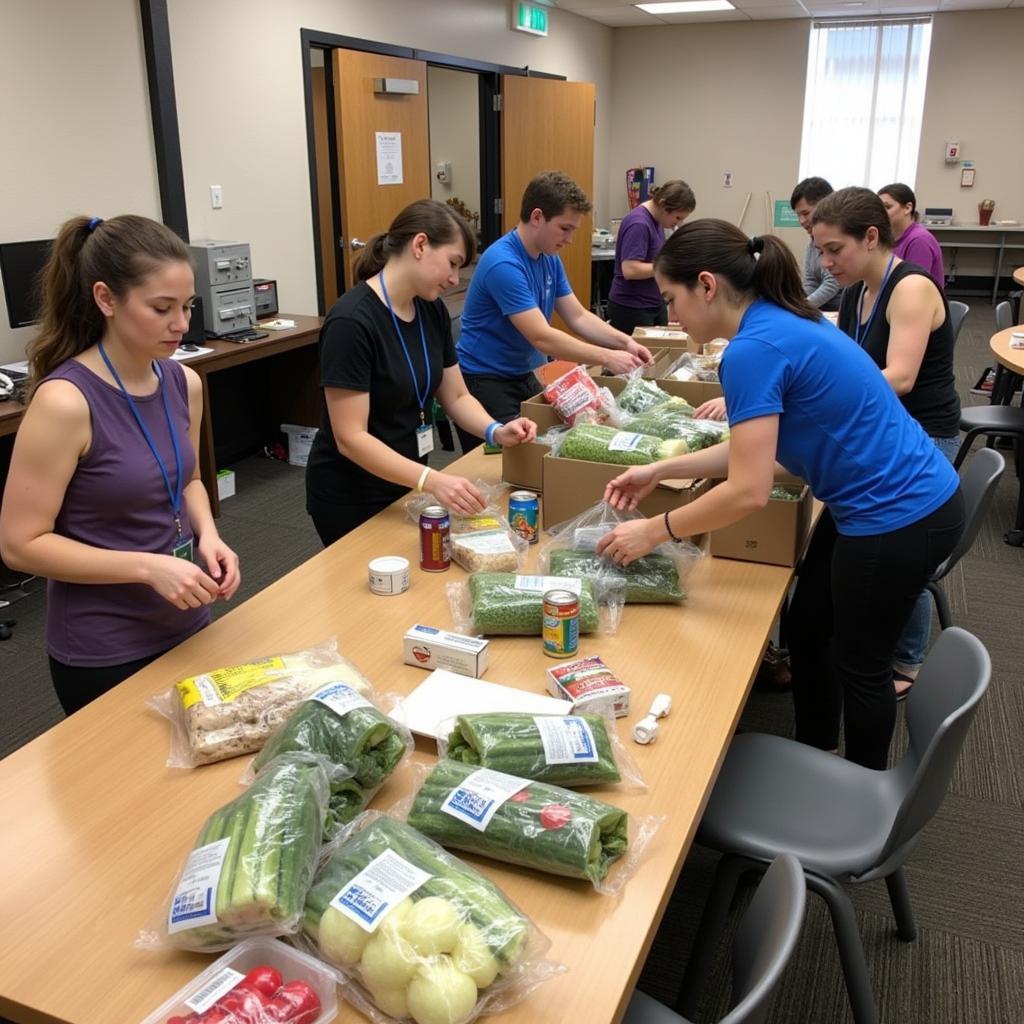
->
[543,589,580,658]
[419,506,451,572]
[509,490,540,544]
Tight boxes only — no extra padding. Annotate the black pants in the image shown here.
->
[456,372,539,454]
[49,651,166,717]
[606,299,667,336]
[787,488,965,769]
[307,493,395,547]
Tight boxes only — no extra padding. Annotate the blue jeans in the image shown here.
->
[892,435,961,673]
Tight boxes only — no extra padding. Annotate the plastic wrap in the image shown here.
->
[615,370,672,415]
[437,711,646,791]
[541,364,618,426]
[404,480,509,530]
[557,423,687,465]
[666,351,720,382]
[539,501,703,603]
[149,639,372,768]
[246,681,414,838]
[301,812,560,1024]
[138,753,332,952]
[405,759,661,894]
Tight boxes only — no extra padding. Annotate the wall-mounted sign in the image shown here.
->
[514,2,549,36]
[773,200,800,229]
[376,132,403,186]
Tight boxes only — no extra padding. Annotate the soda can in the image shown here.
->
[419,506,451,572]
[543,589,580,659]
[509,490,540,544]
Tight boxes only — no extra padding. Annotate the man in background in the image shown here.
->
[791,176,842,312]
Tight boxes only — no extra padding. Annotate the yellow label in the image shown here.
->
[176,656,288,710]
[457,515,502,533]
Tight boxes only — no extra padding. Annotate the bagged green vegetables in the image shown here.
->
[616,371,672,415]
[407,759,633,890]
[303,812,555,1024]
[250,680,412,837]
[440,712,625,787]
[139,752,331,951]
[558,423,687,466]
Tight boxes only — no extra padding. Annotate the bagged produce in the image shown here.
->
[542,364,618,426]
[450,530,523,573]
[557,423,687,466]
[405,480,508,531]
[615,370,672,415]
[666,351,720,382]
[150,638,372,767]
[302,812,558,1024]
[139,753,332,951]
[406,759,652,892]
[248,680,413,837]
[438,712,646,790]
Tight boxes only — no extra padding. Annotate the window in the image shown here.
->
[798,19,933,190]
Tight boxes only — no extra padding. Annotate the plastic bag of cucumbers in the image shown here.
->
[301,811,563,1024]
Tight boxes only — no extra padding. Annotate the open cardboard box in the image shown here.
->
[632,325,703,354]
[709,479,813,567]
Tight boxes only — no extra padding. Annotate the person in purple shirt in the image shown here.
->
[0,214,240,715]
[607,180,695,335]
[878,183,945,290]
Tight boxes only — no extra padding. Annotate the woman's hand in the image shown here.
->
[494,418,537,447]
[693,396,727,421]
[595,518,660,567]
[143,554,221,610]
[426,472,486,516]
[198,533,241,600]
[626,339,655,365]
[603,464,660,511]
[601,348,646,376]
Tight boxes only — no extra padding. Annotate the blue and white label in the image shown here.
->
[168,837,231,934]
[608,431,643,452]
[514,574,583,595]
[534,715,599,764]
[329,849,431,933]
[440,768,528,832]
[308,681,373,718]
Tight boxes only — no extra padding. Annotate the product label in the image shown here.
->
[175,656,288,710]
[329,849,431,933]
[185,967,246,1014]
[167,837,231,933]
[533,715,599,763]
[455,515,503,533]
[454,531,517,554]
[307,681,373,718]
[440,768,528,831]
[557,381,598,418]
[549,657,627,698]
[608,431,643,452]
[513,574,583,595]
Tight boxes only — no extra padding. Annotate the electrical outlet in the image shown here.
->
[210,185,223,209]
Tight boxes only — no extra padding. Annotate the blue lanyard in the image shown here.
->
[98,341,185,536]
[854,254,896,348]
[379,273,431,424]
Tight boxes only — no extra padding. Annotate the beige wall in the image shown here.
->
[428,67,482,227]
[0,0,160,364]
[167,0,613,322]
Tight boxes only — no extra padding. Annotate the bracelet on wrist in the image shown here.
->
[484,421,502,446]
[663,510,685,544]
[416,466,432,493]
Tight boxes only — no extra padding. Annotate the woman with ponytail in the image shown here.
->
[304,199,536,545]
[596,218,964,770]
[0,215,240,715]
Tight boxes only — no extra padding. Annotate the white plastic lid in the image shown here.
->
[369,556,410,573]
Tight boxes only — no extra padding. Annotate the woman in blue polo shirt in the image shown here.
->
[596,218,964,770]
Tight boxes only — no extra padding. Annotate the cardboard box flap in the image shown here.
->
[658,477,700,492]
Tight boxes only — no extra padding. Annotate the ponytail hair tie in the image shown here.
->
[748,235,764,256]
[87,217,104,233]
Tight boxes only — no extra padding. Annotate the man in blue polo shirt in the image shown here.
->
[455,170,653,450]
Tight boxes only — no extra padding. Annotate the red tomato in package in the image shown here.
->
[543,366,609,426]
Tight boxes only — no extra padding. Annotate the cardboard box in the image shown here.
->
[546,656,630,718]
[710,483,813,567]
[216,468,236,500]
[633,326,703,353]
[403,624,490,677]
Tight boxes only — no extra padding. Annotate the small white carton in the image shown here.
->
[404,624,490,678]
[546,655,631,718]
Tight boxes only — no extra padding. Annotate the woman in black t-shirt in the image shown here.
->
[811,187,960,695]
[306,200,536,545]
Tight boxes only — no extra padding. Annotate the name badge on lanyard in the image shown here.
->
[380,273,434,458]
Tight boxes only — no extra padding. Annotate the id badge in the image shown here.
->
[416,424,434,457]
[173,535,194,560]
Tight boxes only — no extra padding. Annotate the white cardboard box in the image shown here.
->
[216,468,236,500]
[403,624,490,677]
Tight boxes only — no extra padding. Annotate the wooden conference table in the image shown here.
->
[990,324,1024,377]
[0,447,804,1024]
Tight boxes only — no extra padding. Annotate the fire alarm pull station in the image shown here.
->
[945,140,961,163]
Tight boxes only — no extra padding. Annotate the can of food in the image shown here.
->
[419,505,451,572]
[509,490,540,544]
[368,556,410,595]
[543,589,580,658]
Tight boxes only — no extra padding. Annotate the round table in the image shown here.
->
[1014,266,1024,290]
[990,325,1024,376]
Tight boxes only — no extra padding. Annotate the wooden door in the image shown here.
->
[500,76,596,313]
[332,49,430,290]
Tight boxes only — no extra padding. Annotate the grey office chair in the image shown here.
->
[927,448,1004,628]
[623,854,805,1024]
[678,627,991,1024]
[948,299,969,343]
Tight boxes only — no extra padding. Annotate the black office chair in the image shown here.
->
[623,854,806,1024]
[678,627,991,1024]
[948,299,970,343]
[926,447,1004,628]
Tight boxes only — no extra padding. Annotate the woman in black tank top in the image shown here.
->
[810,187,961,693]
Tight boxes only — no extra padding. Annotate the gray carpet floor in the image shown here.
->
[1,304,1021,1023]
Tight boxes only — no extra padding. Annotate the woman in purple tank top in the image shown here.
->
[0,215,240,715]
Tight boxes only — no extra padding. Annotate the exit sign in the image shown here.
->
[514,2,549,36]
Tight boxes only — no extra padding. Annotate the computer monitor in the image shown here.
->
[0,239,52,329]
